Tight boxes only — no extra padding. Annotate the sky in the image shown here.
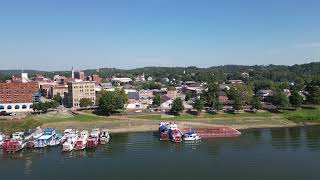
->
[0,0,320,70]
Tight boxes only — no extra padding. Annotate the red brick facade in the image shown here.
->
[0,82,39,103]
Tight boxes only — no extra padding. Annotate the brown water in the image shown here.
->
[1,126,320,180]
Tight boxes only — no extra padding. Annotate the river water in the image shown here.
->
[1,126,320,180]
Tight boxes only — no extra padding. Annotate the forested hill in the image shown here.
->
[0,62,319,83]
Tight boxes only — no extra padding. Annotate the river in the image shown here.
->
[1,126,320,180]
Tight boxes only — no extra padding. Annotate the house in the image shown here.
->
[126,92,142,109]
[256,90,273,99]
[218,91,229,104]
[166,90,177,99]
[160,95,173,109]
[228,80,244,84]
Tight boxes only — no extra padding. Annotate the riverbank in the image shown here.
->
[2,110,315,134]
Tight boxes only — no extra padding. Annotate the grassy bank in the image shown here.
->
[129,112,272,121]
[284,109,320,123]
[0,111,117,134]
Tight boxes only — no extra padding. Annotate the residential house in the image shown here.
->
[256,90,273,100]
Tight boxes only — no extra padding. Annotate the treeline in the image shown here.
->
[1,62,320,84]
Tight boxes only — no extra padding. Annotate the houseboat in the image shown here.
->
[74,130,89,150]
[100,128,110,144]
[159,122,170,141]
[2,132,26,152]
[87,128,100,149]
[34,128,56,148]
[62,131,78,152]
[168,123,183,143]
[183,130,201,141]
[61,128,78,144]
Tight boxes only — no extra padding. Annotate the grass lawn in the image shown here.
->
[128,112,273,121]
[0,112,117,133]
[284,109,320,123]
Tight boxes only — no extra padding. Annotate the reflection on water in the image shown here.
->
[0,126,320,180]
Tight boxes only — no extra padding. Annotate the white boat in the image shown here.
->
[62,132,78,152]
[31,127,44,139]
[34,128,56,148]
[183,130,201,141]
[74,130,89,150]
[100,128,110,144]
[0,132,6,147]
[49,134,63,146]
[61,128,78,144]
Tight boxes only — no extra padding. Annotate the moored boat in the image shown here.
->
[74,130,89,150]
[183,130,201,141]
[62,131,78,152]
[61,128,78,144]
[34,128,56,148]
[159,122,170,141]
[0,132,5,147]
[87,128,100,149]
[2,132,26,152]
[49,133,63,146]
[100,128,110,144]
[168,123,183,143]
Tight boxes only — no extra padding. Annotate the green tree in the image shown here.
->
[213,99,223,112]
[308,87,320,105]
[152,94,161,107]
[233,96,242,112]
[79,98,94,107]
[115,88,128,105]
[193,98,204,115]
[289,91,303,107]
[170,97,184,115]
[99,91,116,115]
[53,94,62,105]
[272,90,289,108]
[251,96,262,110]
[185,91,192,101]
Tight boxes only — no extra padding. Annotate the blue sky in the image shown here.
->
[0,0,320,70]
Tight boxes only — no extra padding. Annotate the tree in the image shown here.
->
[114,88,128,105]
[193,98,204,115]
[185,91,192,101]
[308,87,320,105]
[152,94,161,107]
[99,91,116,115]
[233,96,242,112]
[170,97,184,115]
[79,98,94,107]
[50,100,60,109]
[272,90,289,108]
[213,99,223,112]
[53,94,62,105]
[251,96,262,110]
[99,90,125,115]
[289,91,303,107]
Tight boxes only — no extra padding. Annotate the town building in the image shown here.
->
[49,84,68,99]
[74,71,85,80]
[0,82,39,112]
[66,81,96,108]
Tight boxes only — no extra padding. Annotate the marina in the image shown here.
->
[0,126,320,180]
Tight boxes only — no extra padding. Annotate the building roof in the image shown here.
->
[161,95,171,103]
[128,92,139,100]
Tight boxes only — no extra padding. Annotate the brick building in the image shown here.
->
[0,82,39,112]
